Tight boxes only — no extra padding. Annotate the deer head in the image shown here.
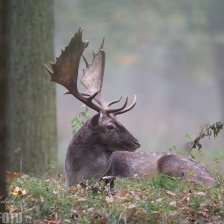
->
[45,28,140,152]
[80,112,140,151]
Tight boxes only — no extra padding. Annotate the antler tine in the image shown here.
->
[108,96,122,107]
[45,28,104,113]
[100,38,105,49]
[87,89,102,101]
[44,64,53,75]
[114,95,137,115]
[82,55,89,67]
[106,97,129,114]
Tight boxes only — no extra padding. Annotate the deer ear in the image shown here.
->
[90,112,104,127]
[89,113,100,127]
[98,112,104,125]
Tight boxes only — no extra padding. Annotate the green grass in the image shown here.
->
[7,173,224,224]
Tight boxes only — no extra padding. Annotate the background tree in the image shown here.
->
[6,0,57,174]
[206,0,224,125]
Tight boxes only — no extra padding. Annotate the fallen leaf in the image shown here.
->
[71,207,81,220]
[169,201,177,207]
[43,215,62,224]
[6,171,22,182]
[165,190,176,197]
[10,186,26,196]
[126,203,136,209]
[197,210,209,218]
[77,197,86,202]
[179,195,190,205]
[86,207,94,213]
[40,196,44,203]
[150,211,160,214]
[91,213,107,224]
[194,192,206,196]
[24,215,32,223]
[106,194,114,203]
[68,187,80,193]
[155,198,163,203]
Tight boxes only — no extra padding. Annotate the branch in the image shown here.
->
[186,121,223,156]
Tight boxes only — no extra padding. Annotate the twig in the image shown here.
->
[186,121,223,156]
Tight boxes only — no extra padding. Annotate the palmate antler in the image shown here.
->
[45,28,136,115]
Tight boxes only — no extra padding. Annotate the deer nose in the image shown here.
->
[133,140,141,148]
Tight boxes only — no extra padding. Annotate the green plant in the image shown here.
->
[7,172,224,224]
[169,122,223,159]
[71,106,90,134]
[186,122,223,156]
[149,173,181,190]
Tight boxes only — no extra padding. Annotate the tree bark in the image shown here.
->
[0,0,8,214]
[6,0,57,174]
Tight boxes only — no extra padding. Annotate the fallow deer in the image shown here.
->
[45,28,216,187]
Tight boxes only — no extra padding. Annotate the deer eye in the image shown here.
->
[106,124,115,131]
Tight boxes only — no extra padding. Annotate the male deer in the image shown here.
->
[45,28,216,187]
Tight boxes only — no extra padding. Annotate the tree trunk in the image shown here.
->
[6,0,57,174]
[213,44,224,122]
[0,0,8,214]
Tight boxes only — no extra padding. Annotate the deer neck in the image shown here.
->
[83,144,113,179]
[84,144,113,171]
[65,133,113,186]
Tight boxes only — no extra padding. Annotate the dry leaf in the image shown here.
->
[106,194,114,203]
[179,195,190,205]
[40,196,44,203]
[155,198,163,203]
[77,197,86,202]
[169,201,177,207]
[24,215,32,223]
[43,215,62,224]
[194,192,206,196]
[68,187,79,193]
[165,190,176,197]
[10,186,26,196]
[150,211,160,214]
[126,203,136,209]
[86,207,94,213]
[6,171,22,182]
[197,210,209,218]
[71,207,81,220]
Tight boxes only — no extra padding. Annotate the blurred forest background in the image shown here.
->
[55,0,224,164]
[1,0,224,215]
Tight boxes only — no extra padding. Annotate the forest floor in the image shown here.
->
[5,171,224,224]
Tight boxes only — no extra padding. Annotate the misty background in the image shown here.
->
[54,0,223,165]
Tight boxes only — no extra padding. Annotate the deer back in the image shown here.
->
[107,151,216,186]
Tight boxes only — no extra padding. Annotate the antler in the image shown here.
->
[80,38,106,107]
[45,28,104,112]
[45,27,136,115]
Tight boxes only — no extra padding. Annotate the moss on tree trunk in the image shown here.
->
[6,0,57,174]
